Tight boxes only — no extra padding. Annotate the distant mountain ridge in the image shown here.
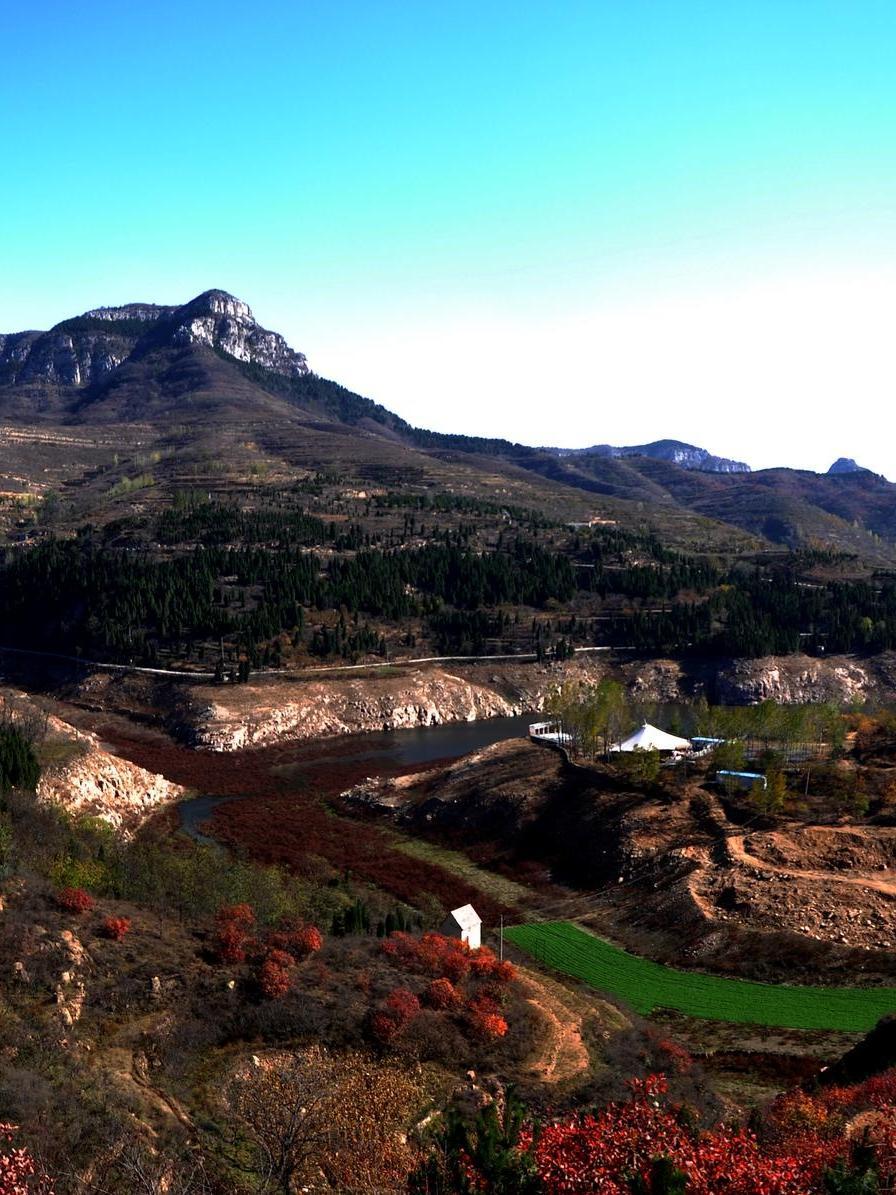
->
[545,438,751,474]
[1,287,895,564]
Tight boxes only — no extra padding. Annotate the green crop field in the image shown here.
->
[505,921,896,1032]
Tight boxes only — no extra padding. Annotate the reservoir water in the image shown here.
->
[179,711,536,842]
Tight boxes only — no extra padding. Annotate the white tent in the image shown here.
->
[611,722,692,753]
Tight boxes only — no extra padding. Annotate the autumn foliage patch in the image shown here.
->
[375,932,516,1049]
[257,949,295,1000]
[102,916,131,942]
[0,1123,54,1194]
[55,887,93,914]
[213,904,324,996]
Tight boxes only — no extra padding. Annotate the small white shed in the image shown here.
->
[440,904,482,950]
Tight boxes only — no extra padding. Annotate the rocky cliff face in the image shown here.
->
[716,654,879,705]
[167,290,310,376]
[0,288,309,389]
[0,327,132,387]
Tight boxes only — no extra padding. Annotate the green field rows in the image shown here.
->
[505,921,896,1031]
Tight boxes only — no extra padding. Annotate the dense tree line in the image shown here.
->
[0,538,574,663]
[607,571,896,656]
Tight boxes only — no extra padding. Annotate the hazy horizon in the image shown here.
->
[4,1,895,477]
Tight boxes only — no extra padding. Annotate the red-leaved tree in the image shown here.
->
[258,949,295,1000]
[0,1123,54,1193]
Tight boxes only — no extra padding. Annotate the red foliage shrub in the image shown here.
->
[370,1009,402,1044]
[0,1122,54,1193]
[102,916,131,942]
[489,959,517,985]
[216,922,250,964]
[468,1006,509,1039]
[386,987,421,1019]
[467,993,500,1018]
[371,987,421,1044]
[656,1037,694,1075]
[214,903,258,964]
[425,978,462,1010]
[268,922,323,959]
[257,949,295,1000]
[382,932,472,981]
[55,887,93,914]
[216,903,255,929]
[469,946,499,977]
[527,1074,844,1195]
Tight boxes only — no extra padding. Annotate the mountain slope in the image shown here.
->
[1,288,895,563]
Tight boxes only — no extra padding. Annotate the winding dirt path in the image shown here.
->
[726,835,896,899]
[517,968,590,1084]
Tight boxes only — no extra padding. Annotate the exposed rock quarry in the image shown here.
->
[0,689,185,832]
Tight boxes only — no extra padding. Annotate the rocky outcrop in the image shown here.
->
[0,328,130,386]
[36,715,185,833]
[717,654,875,705]
[549,439,750,473]
[828,458,869,475]
[168,290,310,377]
[183,669,523,750]
[0,288,309,389]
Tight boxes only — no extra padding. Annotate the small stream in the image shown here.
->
[178,712,537,842]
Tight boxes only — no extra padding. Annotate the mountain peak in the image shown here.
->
[165,289,309,376]
[0,289,310,390]
[828,457,869,475]
[179,288,254,321]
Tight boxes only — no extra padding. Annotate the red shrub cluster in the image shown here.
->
[267,922,323,959]
[655,1036,694,1075]
[371,987,421,1042]
[527,1075,845,1195]
[102,916,131,942]
[424,978,462,1010]
[55,887,93,914]
[383,931,472,980]
[257,949,295,1000]
[378,932,516,1048]
[214,903,256,964]
[466,993,508,1039]
[0,1123,54,1194]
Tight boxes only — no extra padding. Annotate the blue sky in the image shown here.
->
[3,1,896,473]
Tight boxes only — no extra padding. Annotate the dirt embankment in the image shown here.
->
[180,669,526,750]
